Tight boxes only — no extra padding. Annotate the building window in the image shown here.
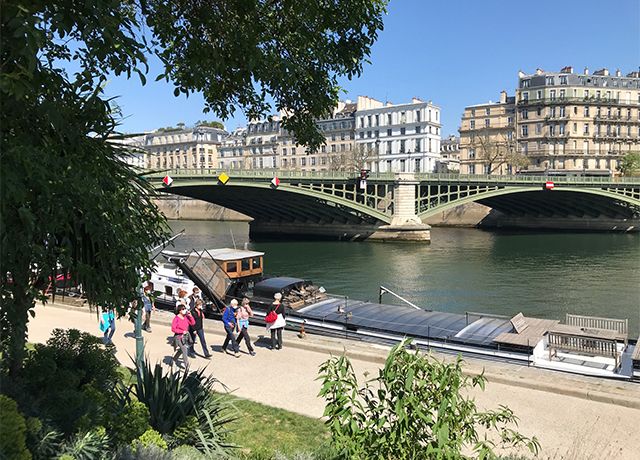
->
[521,79,530,88]
[485,108,490,116]
[400,112,406,124]
[559,124,565,135]
[560,76,567,85]
[400,140,406,153]
[415,126,421,134]
[485,119,490,128]
[374,114,379,126]
[521,125,528,137]
[583,123,589,134]
[416,110,421,122]
[521,109,528,120]
[359,132,365,139]
[470,120,475,129]
[536,123,542,134]
[400,127,406,135]
[550,89,556,100]
[559,107,565,117]
[367,115,372,127]
[546,76,554,85]
[584,107,590,117]
[469,164,476,174]
[522,92,529,101]
[469,148,476,159]
[387,128,392,136]
[559,89,565,99]
[387,113,392,125]
[400,159,406,172]
[537,90,542,99]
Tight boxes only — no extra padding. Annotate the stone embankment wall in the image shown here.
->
[154,197,252,221]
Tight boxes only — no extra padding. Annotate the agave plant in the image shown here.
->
[59,427,110,460]
[121,360,237,457]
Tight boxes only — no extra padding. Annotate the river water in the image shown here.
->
[167,220,640,337]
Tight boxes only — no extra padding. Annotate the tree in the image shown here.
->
[329,144,377,173]
[471,130,529,175]
[0,0,387,375]
[318,340,540,459]
[619,151,640,176]
[195,121,225,130]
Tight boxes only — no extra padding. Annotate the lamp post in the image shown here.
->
[375,138,381,173]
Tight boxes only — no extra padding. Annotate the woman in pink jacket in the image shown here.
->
[171,304,195,371]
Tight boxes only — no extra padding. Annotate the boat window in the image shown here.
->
[241,258,250,271]
[252,258,261,269]
[165,286,173,296]
[226,261,238,273]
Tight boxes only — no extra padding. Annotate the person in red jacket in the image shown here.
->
[171,304,195,371]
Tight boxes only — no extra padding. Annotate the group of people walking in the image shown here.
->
[99,283,287,371]
[170,290,287,371]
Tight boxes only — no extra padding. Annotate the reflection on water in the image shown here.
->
[167,220,640,336]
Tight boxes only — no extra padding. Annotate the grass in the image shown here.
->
[221,394,330,458]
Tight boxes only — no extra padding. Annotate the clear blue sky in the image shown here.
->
[107,0,640,138]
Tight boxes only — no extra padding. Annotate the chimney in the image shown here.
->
[615,69,621,77]
[560,66,573,74]
[584,66,589,75]
[594,68,609,76]
[535,68,544,75]
[518,70,526,78]
[500,90,507,103]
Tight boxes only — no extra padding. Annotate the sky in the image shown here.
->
[106,0,640,138]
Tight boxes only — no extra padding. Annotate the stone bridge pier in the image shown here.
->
[367,173,431,242]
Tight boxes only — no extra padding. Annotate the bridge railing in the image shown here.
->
[145,168,640,185]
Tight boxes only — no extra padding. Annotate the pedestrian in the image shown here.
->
[189,299,212,359]
[176,289,189,310]
[142,284,156,332]
[100,306,116,345]
[171,304,195,371]
[235,297,256,356]
[221,299,240,357]
[189,286,202,310]
[266,292,286,350]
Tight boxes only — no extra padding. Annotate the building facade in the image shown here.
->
[144,125,226,170]
[355,96,442,173]
[218,128,248,170]
[438,135,461,172]
[459,91,517,175]
[515,67,640,173]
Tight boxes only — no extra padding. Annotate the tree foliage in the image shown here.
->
[618,151,640,176]
[470,131,529,175]
[0,0,387,375]
[318,340,540,459]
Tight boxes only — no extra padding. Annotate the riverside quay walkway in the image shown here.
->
[148,170,640,241]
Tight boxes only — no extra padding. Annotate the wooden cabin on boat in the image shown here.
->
[205,248,264,279]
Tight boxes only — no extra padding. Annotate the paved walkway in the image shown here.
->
[28,301,640,459]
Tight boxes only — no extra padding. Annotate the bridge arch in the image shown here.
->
[158,180,392,225]
[417,187,640,221]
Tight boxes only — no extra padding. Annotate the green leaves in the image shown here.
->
[317,339,541,459]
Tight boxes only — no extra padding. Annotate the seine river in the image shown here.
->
[167,220,640,337]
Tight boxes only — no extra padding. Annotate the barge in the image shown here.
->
[149,248,640,381]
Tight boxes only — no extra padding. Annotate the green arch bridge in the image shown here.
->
[148,169,640,242]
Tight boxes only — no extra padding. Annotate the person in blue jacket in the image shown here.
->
[221,299,240,357]
[99,306,116,345]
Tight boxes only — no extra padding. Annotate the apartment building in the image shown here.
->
[438,135,461,172]
[110,134,147,169]
[144,125,226,170]
[459,91,517,175]
[515,66,640,173]
[354,96,442,173]
[218,128,248,170]
[280,102,357,171]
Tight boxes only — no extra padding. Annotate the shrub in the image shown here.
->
[127,361,236,457]
[108,400,151,446]
[0,394,31,460]
[17,329,120,435]
[318,339,540,459]
[24,417,63,460]
[170,445,207,459]
[59,426,110,460]
[134,429,167,451]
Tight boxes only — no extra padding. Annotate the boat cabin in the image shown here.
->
[207,248,264,279]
